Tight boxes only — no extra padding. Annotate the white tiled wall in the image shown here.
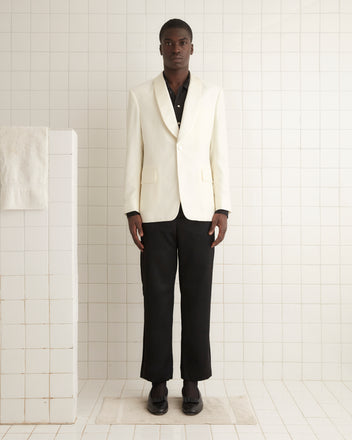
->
[0,0,351,385]
[0,130,78,423]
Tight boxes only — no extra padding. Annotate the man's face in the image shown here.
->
[159,27,193,71]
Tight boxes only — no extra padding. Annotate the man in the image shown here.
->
[124,18,231,415]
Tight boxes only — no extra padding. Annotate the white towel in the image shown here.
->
[0,126,48,209]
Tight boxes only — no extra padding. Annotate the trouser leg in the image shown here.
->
[177,211,215,380]
[139,219,177,382]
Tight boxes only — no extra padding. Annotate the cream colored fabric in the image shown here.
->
[0,126,48,209]
[124,73,232,222]
[95,395,257,425]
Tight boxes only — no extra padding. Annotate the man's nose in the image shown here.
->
[172,43,181,53]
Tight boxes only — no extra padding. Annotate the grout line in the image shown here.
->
[87,0,91,382]
[220,0,225,387]
[280,0,284,382]
[0,0,8,428]
[124,0,128,384]
[105,0,109,385]
[23,0,32,424]
[326,380,352,419]
[242,379,266,439]
[299,0,303,383]
[282,380,319,439]
[240,0,245,385]
[303,380,350,440]
[260,0,264,383]
[338,0,342,384]
[262,380,295,440]
[318,0,322,383]
[47,0,51,422]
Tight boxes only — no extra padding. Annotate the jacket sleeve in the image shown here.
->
[123,89,144,214]
[210,88,232,213]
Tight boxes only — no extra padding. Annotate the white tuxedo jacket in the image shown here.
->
[124,72,231,223]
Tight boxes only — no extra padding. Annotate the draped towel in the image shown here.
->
[0,126,48,209]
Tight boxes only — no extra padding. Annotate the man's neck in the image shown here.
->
[163,68,189,94]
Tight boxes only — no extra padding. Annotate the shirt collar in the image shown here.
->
[163,71,190,91]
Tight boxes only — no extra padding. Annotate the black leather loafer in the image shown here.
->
[182,390,203,415]
[147,389,168,415]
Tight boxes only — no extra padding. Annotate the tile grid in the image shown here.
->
[1,379,352,439]
[1,0,352,396]
[305,380,349,439]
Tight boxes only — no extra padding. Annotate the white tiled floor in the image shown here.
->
[1,379,352,439]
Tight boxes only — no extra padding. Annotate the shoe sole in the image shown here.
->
[148,408,168,415]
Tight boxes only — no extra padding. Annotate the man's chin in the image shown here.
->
[166,62,188,70]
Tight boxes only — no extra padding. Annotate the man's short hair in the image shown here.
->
[159,18,193,43]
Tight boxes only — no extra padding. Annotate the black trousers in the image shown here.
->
[140,205,215,382]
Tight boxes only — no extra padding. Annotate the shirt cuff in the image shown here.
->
[215,209,228,218]
[126,211,140,217]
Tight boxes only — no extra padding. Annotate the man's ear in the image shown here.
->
[159,44,162,55]
[190,43,194,54]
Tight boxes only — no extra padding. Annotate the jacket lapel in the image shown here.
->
[153,73,179,138]
[153,72,203,142]
[178,73,203,144]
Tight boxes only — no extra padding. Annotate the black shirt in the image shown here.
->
[163,70,190,127]
[126,72,228,219]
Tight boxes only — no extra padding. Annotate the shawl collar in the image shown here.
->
[153,72,203,142]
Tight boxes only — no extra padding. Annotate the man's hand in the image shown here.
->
[128,214,144,251]
[208,213,228,248]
